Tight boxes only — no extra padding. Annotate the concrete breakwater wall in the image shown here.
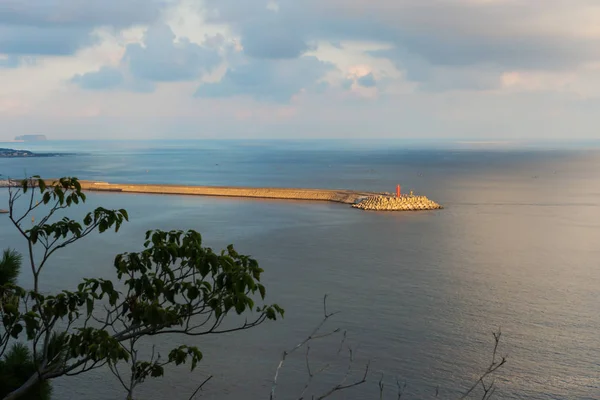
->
[65,180,380,205]
[0,180,18,187]
[352,195,442,211]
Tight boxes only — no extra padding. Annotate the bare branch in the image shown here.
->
[315,360,370,400]
[270,295,339,400]
[108,362,129,394]
[397,378,406,400]
[188,375,213,400]
[298,345,331,400]
[459,330,506,400]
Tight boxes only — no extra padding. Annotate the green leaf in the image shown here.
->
[10,323,23,339]
[266,308,276,320]
[187,286,199,300]
[151,365,164,377]
[235,302,245,314]
[30,230,39,244]
[86,298,93,315]
[119,209,129,221]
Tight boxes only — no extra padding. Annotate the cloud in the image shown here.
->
[0,54,36,69]
[71,24,223,92]
[0,0,167,55]
[341,66,379,91]
[202,0,600,90]
[0,0,167,27]
[3,0,600,142]
[70,66,124,90]
[124,24,221,82]
[0,55,21,68]
[371,34,600,72]
[357,72,376,88]
[240,21,312,59]
[200,2,313,59]
[195,56,334,102]
[0,26,95,55]
[341,78,354,90]
[239,13,315,59]
[203,0,315,59]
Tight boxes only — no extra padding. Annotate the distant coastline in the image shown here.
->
[0,148,73,158]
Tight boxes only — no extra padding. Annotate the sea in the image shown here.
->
[0,140,598,400]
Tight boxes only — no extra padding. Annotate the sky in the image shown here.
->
[0,0,599,141]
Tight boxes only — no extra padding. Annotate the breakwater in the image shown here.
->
[352,195,442,211]
[58,180,379,205]
[0,180,442,211]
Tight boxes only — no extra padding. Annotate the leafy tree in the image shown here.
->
[0,177,284,400]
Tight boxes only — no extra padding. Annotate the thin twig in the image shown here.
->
[397,378,406,400]
[188,375,213,400]
[459,330,506,400]
[315,360,370,400]
[270,294,339,400]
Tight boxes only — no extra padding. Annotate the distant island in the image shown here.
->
[0,148,69,158]
[14,135,47,141]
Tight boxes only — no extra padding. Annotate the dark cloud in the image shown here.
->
[202,0,600,91]
[195,56,334,102]
[0,0,166,55]
[0,25,95,55]
[124,24,221,82]
[70,66,124,90]
[204,2,314,59]
[71,25,223,92]
[341,78,353,90]
[128,79,156,93]
[371,33,600,72]
[0,0,167,27]
[357,73,376,88]
[240,20,312,59]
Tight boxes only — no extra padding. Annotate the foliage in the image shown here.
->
[0,176,284,400]
[0,249,22,287]
[0,344,52,400]
[0,249,51,400]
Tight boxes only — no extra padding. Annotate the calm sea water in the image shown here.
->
[0,140,599,399]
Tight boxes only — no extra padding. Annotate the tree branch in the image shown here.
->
[459,330,506,400]
[270,295,342,400]
[188,375,213,400]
